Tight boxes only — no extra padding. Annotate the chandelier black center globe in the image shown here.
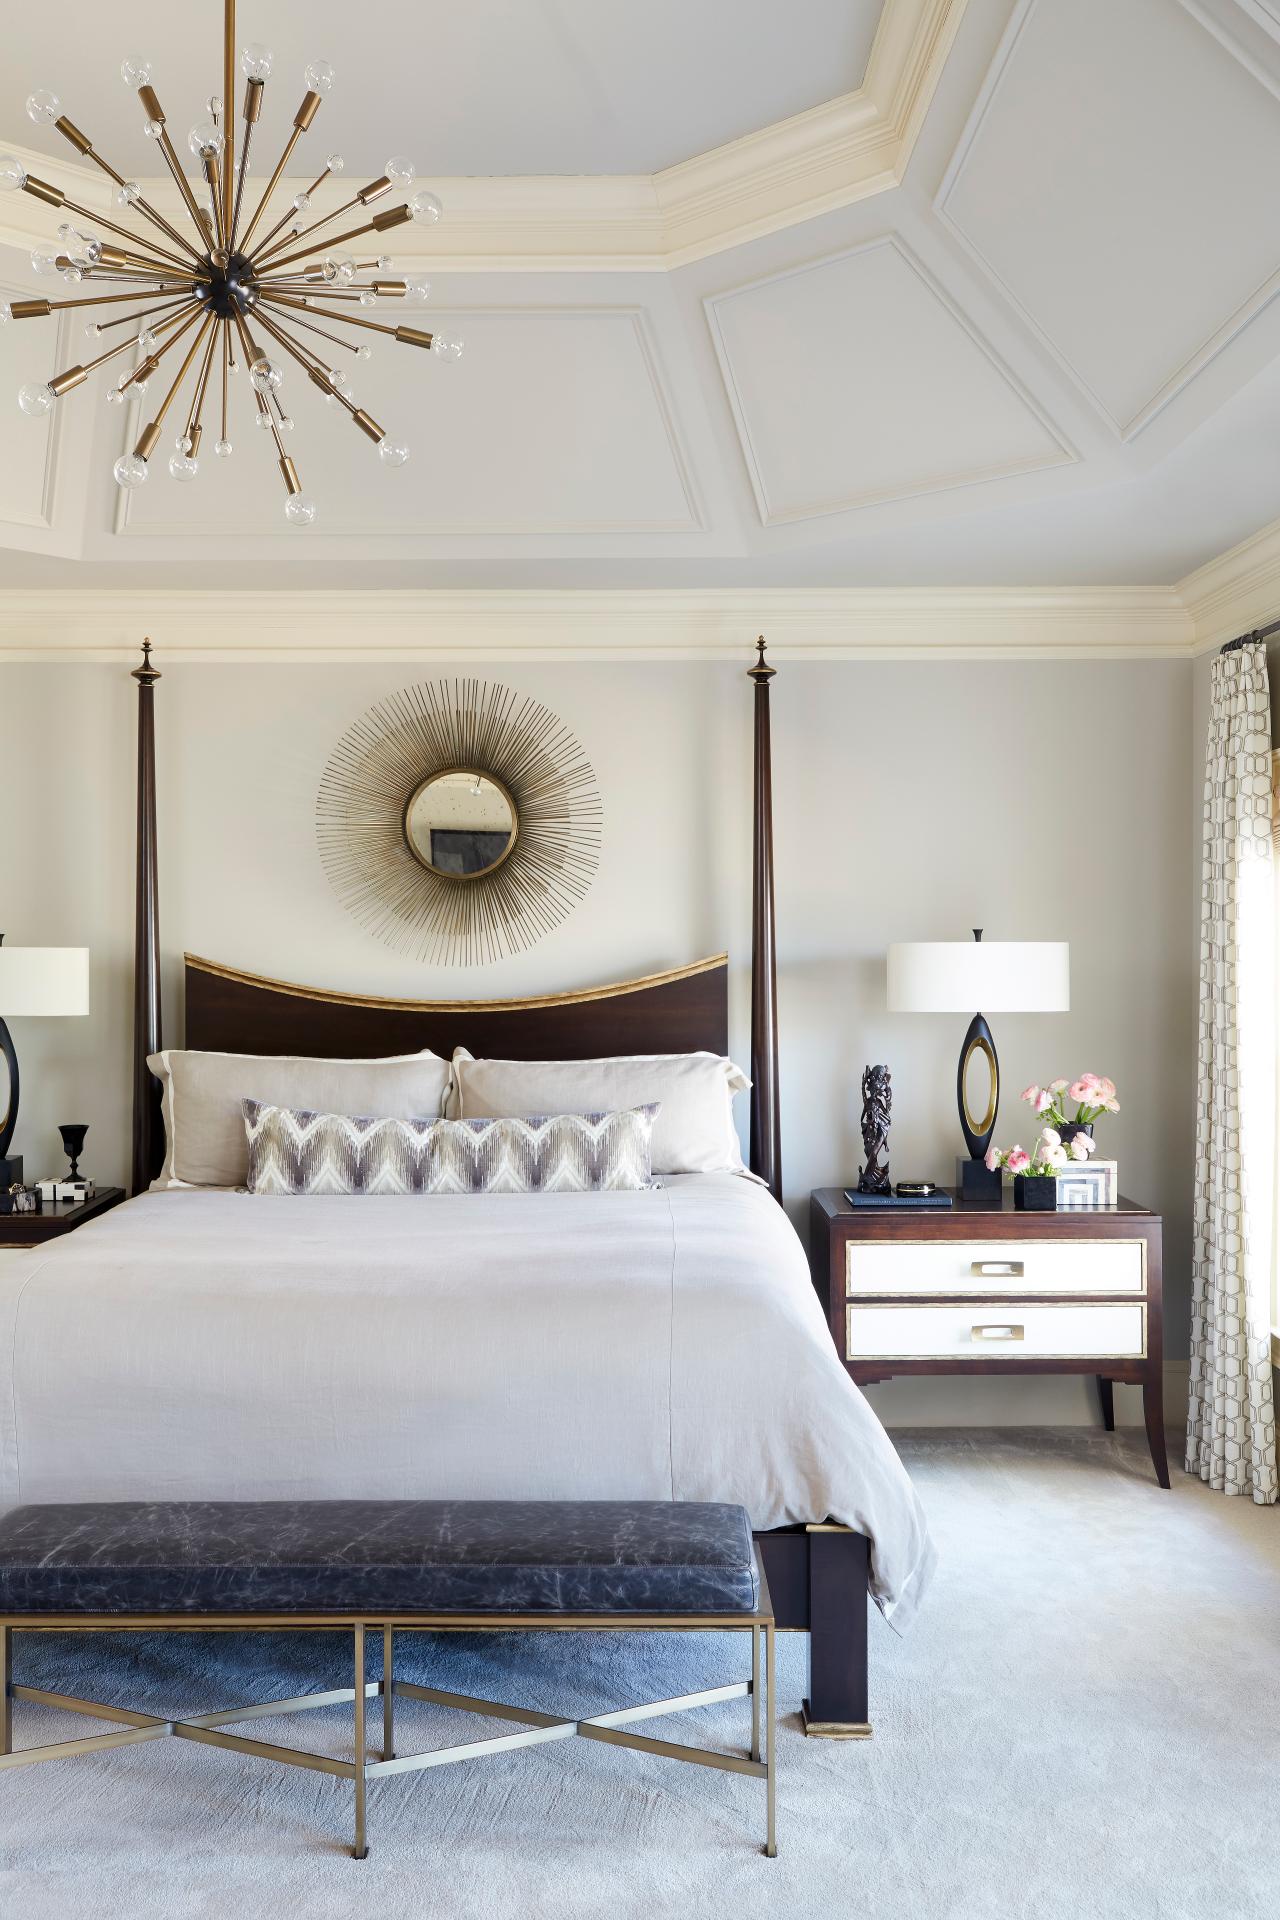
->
[200,252,257,319]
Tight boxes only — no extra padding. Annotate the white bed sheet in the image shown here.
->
[0,1176,935,1631]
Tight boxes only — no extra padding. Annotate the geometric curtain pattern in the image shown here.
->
[243,1100,657,1195]
[1186,641,1277,1503]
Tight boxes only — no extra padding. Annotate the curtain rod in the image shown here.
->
[1222,621,1280,654]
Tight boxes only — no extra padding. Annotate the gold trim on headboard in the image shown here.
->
[183,952,729,1015]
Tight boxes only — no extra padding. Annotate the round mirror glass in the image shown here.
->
[403,770,518,879]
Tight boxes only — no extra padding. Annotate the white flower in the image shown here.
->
[1036,1127,1061,1153]
[1042,1143,1068,1169]
[1068,1135,1091,1161]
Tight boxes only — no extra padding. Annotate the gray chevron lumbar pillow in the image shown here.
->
[242,1099,658,1195]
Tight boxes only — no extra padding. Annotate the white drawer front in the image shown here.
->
[846,1301,1146,1361]
[846,1239,1145,1298]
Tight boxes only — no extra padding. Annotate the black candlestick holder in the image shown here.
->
[58,1123,88,1181]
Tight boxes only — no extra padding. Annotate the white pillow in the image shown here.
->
[449,1049,749,1175]
[147,1047,452,1190]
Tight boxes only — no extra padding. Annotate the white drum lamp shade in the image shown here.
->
[0,942,90,1182]
[0,946,90,1017]
[886,933,1069,1187]
[887,942,1069,1015]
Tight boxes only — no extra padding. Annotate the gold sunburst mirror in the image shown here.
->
[318,680,601,965]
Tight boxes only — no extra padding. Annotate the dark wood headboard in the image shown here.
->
[130,644,781,1200]
[184,952,729,1061]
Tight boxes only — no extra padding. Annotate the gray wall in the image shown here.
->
[3,654,1198,1425]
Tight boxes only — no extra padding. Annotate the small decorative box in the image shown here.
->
[36,1178,96,1205]
[1056,1161,1117,1207]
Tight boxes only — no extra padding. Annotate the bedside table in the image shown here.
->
[809,1188,1167,1487]
[0,1186,126,1250]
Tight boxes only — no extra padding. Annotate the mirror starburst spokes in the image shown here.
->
[1,2,465,526]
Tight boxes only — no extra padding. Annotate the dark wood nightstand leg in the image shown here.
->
[1097,1377,1114,1431]
[1142,1373,1170,1489]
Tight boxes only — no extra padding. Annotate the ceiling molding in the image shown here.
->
[0,0,967,271]
[0,584,1192,663]
[705,234,1075,526]
[1178,512,1280,651]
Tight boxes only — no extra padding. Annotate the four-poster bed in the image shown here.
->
[115,638,908,1735]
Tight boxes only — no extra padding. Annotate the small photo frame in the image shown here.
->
[1056,1160,1117,1208]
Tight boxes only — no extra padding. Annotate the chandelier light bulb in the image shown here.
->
[119,54,151,88]
[378,436,409,467]
[0,155,27,194]
[355,343,372,361]
[292,191,311,214]
[321,252,356,286]
[138,328,159,352]
[278,414,295,432]
[105,385,124,405]
[115,180,142,207]
[113,453,148,488]
[326,152,344,175]
[240,42,272,80]
[408,190,442,225]
[303,58,335,94]
[206,94,223,119]
[188,119,223,158]
[358,290,376,306]
[284,494,316,525]
[18,381,55,417]
[432,334,463,360]
[143,118,164,139]
[26,90,61,126]
[386,156,416,190]
[403,276,431,305]
[168,452,199,482]
[30,249,58,277]
[215,438,233,458]
[249,355,283,395]
[0,302,11,327]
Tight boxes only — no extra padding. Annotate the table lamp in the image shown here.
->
[0,937,91,1186]
[886,930,1069,1197]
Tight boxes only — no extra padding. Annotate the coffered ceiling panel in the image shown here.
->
[115,306,702,539]
[938,0,1280,437]
[705,235,1071,525]
[6,0,883,180]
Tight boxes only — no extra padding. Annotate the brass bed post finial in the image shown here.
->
[748,634,775,683]
[132,637,160,686]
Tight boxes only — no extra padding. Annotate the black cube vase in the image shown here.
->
[1057,1122,1094,1148]
[1014,1173,1057,1211]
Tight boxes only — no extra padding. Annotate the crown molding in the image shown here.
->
[1178,513,1280,652]
[0,584,1192,663]
[0,0,967,271]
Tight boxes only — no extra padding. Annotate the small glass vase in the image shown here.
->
[1013,1173,1057,1211]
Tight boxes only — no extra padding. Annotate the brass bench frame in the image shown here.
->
[0,1557,776,1859]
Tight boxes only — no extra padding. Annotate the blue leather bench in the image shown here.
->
[0,1498,777,1858]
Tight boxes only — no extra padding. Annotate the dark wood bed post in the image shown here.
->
[131,641,163,1196]
[747,638,781,1202]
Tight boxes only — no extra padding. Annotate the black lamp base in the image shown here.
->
[0,1154,24,1188]
[957,1154,1002,1200]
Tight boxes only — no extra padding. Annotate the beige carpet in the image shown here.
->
[3,1431,1278,1920]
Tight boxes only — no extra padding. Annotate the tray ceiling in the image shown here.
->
[3,0,1280,594]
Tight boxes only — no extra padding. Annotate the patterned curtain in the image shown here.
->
[1187,641,1277,1502]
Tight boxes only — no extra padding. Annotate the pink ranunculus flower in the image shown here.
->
[1049,1078,1069,1094]
[1104,1098,1119,1113]
[984,1146,1002,1172]
[1035,1090,1053,1113]
[1021,1084,1041,1105]
[1005,1146,1031,1175]
[1068,1135,1091,1161]
[1077,1133,1096,1154]
[1044,1143,1068,1168]
[1095,1078,1116,1101]
[1069,1079,1093,1101]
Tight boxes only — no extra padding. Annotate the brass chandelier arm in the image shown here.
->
[229,78,264,253]
[119,303,206,395]
[222,0,236,237]
[5,287,195,318]
[182,316,222,455]
[220,319,230,443]
[45,299,201,394]
[132,311,217,458]
[91,293,195,335]
[263,204,411,278]
[236,91,322,257]
[203,155,228,253]
[252,307,386,444]
[258,298,369,356]
[145,109,214,235]
[55,197,194,276]
[249,180,387,272]
[52,117,207,264]
[261,295,435,351]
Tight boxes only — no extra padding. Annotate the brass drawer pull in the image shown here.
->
[971,1260,1025,1277]
[971,1323,1024,1341]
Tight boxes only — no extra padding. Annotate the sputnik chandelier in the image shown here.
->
[0,0,463,526]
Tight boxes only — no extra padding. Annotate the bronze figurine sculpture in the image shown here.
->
[857,1064,892,1194]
